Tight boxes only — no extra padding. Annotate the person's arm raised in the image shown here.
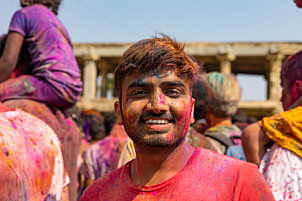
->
[0,32,24,82]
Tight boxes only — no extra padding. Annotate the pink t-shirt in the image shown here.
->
[0,108,69,200]
[80,147,274,201]
[9,4,82,99]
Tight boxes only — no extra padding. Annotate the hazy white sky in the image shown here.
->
[1,0,301,100]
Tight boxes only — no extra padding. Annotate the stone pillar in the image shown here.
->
[101,69,108,97]
[217,46,236,74]
[83,54,99,101]
[266,53,284,102]
[97,60,111,98]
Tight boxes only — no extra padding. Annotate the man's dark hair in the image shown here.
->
[114,34,200,100]
[104,112,117,135]
[192,74,210,121]
[80,110,106,141]
[23,0,62,15]
[281,51,302,90]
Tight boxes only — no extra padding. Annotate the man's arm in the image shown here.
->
[0,32,24,82]
[241,122,272,166]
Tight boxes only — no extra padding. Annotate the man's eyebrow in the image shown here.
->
[127,82,150,90]
[127,80,186,90]
[161,81,186,88]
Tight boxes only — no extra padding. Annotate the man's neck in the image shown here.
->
[289,94,302,110]
[130,140,195,186]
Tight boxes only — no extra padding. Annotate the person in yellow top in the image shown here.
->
[242,50,302,200]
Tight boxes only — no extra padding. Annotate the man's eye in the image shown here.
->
[165,89,181,97]
[131,90,149,98]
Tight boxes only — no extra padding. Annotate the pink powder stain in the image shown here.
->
[158,93,166,105]
[166,133,174,142]
[11,122,17,130]
[153,191,157,196]
[175,99,192,138]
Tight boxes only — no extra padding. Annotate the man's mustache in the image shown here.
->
[139,112,176,122]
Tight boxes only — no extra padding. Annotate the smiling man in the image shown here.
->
[80,35,274,200]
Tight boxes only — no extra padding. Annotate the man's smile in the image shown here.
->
[144,119,171,124]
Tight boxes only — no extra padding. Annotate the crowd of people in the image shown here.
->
[0,0,301,200]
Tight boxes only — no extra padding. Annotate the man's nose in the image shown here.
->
[147,91,169,113]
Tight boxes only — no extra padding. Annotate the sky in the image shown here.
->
[1,0,302,100]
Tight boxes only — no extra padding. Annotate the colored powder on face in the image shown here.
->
[166,133,174,142]
[152,69,163,80]
[158,93,166,105]
[137,78,142,83]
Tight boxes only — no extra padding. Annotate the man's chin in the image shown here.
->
[133,135,184,148]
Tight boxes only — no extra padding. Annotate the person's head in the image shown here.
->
[104,112,117,135]
[205,72,241,118]
[114,34,200,148]
[20,0,61,15]
[232,109,248,124]
[80,109,106,142]
[294,0,302,8]
[280,51,302,110]
[192,74,211,121]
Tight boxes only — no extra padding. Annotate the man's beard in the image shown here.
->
[133,128,187,147]
[122,111,190,147]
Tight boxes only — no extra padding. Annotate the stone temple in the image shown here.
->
[74,41,302,118]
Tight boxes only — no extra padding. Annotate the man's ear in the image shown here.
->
[292,80,302,100]
[288,80,302,110]
[190,98,195,124]
[295,80,302,93]
[114,101,123,125]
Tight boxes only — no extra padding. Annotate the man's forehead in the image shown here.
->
[123,70,189,87]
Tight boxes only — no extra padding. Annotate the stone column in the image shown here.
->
[97,60,111,98]
[217,46,236,74]
[82,54,99,101]
[101,69,108,97]
[266,53,284,102]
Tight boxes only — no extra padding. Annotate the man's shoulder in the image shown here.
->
[190,148,267,195]
[193,147,256,170]
[80,164,129,200]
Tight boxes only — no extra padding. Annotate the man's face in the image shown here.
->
[115,70,195,147]
[281,78,296,110]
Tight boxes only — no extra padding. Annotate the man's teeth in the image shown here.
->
[146,119,169,124]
